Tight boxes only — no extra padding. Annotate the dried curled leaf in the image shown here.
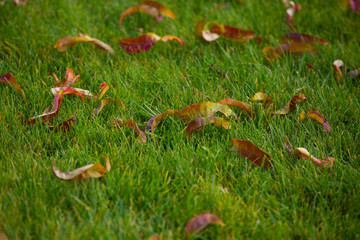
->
[53,68,80,88]
[284,135,334,168]
[350,0,360,13]
[120,33,183,54]
[281,33,329,45]
[54,34,114,55]
[48,111,76,132]
[185,117,231,137]
[195,18,223,42]
[218,98,253,117]
[0,73,25,97]
[145,109,180,132]
[52,82,109,100]
[306,109,331,133]
[283,0,301,29]
[184,213,225,235]
[119,1,175,25]
[25,87,84,125]
[249,92,272,106]
[52,158,110,181]
[210,25,262,42]
[333,59,344,81]
[113,118,146,143]
[273,93,307,115]
[92,98,123,117]
[230,138,272,168]
[263,42,317,62]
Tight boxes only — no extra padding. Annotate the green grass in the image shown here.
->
[1,0,360,239]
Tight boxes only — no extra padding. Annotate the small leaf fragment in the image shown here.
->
[185,117,231,137]
[306,109,331,133]
[145,109,180,132]
[218,98,253,117]
[184,213,225,235]
[54,68,80,88]
[263,42,317,62]
[195,18,222,42]
[92,98,123,117]
[113,118,146,143]
[249,92,272,106]
[210,25,262,42]
[283,0,301,29]
[54,34,114,54]
[49,111,76,132]
[0,73,25,97]
[230,138,272,168]
[273,93,307,115]
[52,160,108,181]
[350,0,360,13]
[281,33,329,45]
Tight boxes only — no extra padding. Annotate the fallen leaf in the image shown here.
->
[48,111,77,132]
[333,59,344,81]
[0,73,25,97]
[0,232,8,240]
[13,0,27,5]
[52,158,110,181]
[147,235,166,240]
[92,98,123,117]
[54,34,114,55]
[113,118,146,143]
[350,0,360,13]
[184,213,225,235]
[120,33,183,54]
[281,33,329,45]
[54,68,80,88]
[306,109,331,133]
[185,117,231,137]
[263,42,317,62]
[210,25,262,42]
[195,18,223,42]
[218,98,253,117]
[119,1,175,25]
[145,109,180,132]
[284,135,334,168]
[230,138,272,168]
[52,82,109,100]
[283,0,301,29]
[249,92,272,106]
[273,93,307,115]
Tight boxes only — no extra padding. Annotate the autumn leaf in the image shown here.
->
[333,59,360,81]
[0,232,8,240]
[195,18,223,42]
[92,98,123,117]
[13,0,27,5]
[54,34,114,55]
[209,25,262,42]
[218,98,253,117]
[119,1,175,25]
[52,157,110,181]
[263,42,317,62]
[284,135,334,168]
[273,93,307,115]
[230,138,272,168]
[120,33,183,54]
[249,92,272,106]
[350,0,360,13]
[147,235,167,240]
[0,73,25,97]
[145,109,180,132]
[281,33,329,45]
[305,109,331,133]
[48,111,77,132]
[283,0,301,29]
[184,213,225,235]
[112,118,146,143]
[52,82,109,100]
[185,117,231,137]
[53,68,80,88]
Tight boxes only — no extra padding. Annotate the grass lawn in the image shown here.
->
[1,0,360,239]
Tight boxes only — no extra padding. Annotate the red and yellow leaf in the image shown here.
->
[54,68,80,88]
[185,117,231,137]
[281,33,329,45]
[145,109,180,132]
[249,92,272,105]
[218,98,253,117]
[0,73,25,97]
[230,138,272,168]
[184,213,225,235]
[54,34,114,54]
[92,98,123,117]
[273,93,307,115]
[306,109,331,133]
[195,18,222,42]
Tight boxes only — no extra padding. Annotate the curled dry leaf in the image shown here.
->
[195,18,223,42]
[306,109,331,133]
[332,59,360,81]
[263,42,317,62]
[54,68,80,88]
[283,0,301,29]
[52,82,109,100]
[120,33,183,54]
[119,1,175,25]
[273,93,307,115]
[146,109,180,132]
[284,135,334,168]
[350,0,360,13]
[25,87,84,125]
[54,34,114,55]
[218,98,253,117]
[281,33,329,45]
[0,73,25,97]
[230,138,272,168]
[92,98,123,117]
[184,213,225,235]
[113,118,146,143]
[185,117,231,137]
[249,92,272,106]
[48,111,77,132]
[52,158,110,181]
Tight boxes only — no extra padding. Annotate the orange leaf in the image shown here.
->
[113,118,146,143]
[92,98,123,117]
[185,117,231,137]
[263,42,317,62]
[120,33,183,54]
[184,213,224,235]
[0,73,25,97]
[306,109,331,133]
[249,92,272,106]
[230,138,272,168]
[273,93,307,115]
[281,33,329,45]
[218,98,253,117]
[54,34,114,54]
[210,25,262,42]
[54,68,80,88]
[119,1,175,25]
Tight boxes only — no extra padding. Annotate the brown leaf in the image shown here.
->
[281,33,329,45]
[92,98,123,117]
[185,117,231,137]
[52,158,110,181]
[48,111,76,132]
[283,0,301,29]
[230,138,272,168]
[120,33,183,54]
[184,213,225,235]
[306,109,331,133]
[113,118,146,143]
[195,18,222,42]
[218,98,253,117]
[0,232,8,240]
[273,93,307,115]
[0,73,25,97]
[263,42,317,62]
[54,34,114,54]
[119,1,175,25]
[249,92,272,106]
[210,25,262,42]
[145,109,180,132]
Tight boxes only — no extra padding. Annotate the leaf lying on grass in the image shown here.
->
[147,235,167,240]
[119,1,175,25]
[218,98,253,117]
[25,87,84,125]
[230,138,272,168]
[249,92,272,106]
[273,93,307,115]
[284,134,334,168]
[184,213,225,235]
[0,73,25,97]
[54,34,114,55]
[146,109,180,132]
[281,33,329,45]
[13,0,27,5]
[52,82,109,100]
[350,0,360,13]
[332,59,360,81]
[53,68,80,88]
[263,42,317,62]
[52,157,110,181]
[48,111,77,132]
[185,117,231,137]
[120,33,183,54]
[112,118,146,143]
[303,109,331,133]
[283,0,301,29]
[92,98,123,117]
